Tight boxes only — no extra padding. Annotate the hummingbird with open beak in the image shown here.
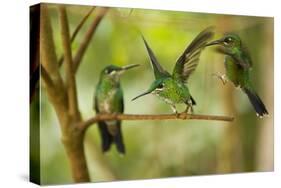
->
[94,64,139,154]
[206,34,268,117]
[132,27,214,114]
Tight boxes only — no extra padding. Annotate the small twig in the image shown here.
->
[59,6,80,118]
[58,6,96,67]
[70,6,96,43]
[79,113,234,131]
[73,7,109,73]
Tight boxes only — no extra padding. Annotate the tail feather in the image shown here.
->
[190,95,197,105]
[98,121,126,154]
[113,130,125,154]
[98,121,113,152]
[243,87,268,117]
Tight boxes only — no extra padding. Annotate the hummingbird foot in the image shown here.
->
[170,105,180,118]
[212,73,228,85]
[183,104,194,114]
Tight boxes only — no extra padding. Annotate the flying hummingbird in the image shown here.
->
[132,28,214,114]
[94,64,139,154]
[206,34,268,117]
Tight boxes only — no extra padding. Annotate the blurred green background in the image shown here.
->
[30,4,273,185]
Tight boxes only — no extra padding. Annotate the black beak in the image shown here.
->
[121,64,140,71]
[117,64,140,75]
[131,90,152,101]
[205,39,222,47]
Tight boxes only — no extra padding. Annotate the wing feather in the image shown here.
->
[172,27,214,82]
[142,35,170,79]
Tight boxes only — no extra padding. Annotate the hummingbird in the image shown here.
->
[132,28,214,114]
[94,64,139,154]
[206,34,268,117]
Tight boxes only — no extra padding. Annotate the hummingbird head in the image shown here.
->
[131,78,167,101]
[206,34,241,50]
[101,64,139,81]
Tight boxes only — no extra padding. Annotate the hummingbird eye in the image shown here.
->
[158,83,164,89]
[224,37,233,45]
[105,69,113,74]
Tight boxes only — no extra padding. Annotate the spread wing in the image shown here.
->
[172,27,214,82]
[142,35,170,79]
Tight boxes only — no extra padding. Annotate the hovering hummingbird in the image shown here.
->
[206,34,268,117]
[132,28,214,114]
[94,64,139,154]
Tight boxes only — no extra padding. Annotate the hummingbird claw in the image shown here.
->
[170,105,180,118]
[184,106,189,113]
[190,106,194,114]
[212,73,227,85]
[183,104,194,114]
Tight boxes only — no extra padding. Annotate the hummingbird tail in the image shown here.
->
[243,87,268,117]
[190,95,197,105]
[98,121,113,153]
[97,121,126,154]
[113,129,126,154]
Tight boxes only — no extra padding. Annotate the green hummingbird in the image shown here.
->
[206,34,268,117]
[94,64,139,154]
[132,28,214,114]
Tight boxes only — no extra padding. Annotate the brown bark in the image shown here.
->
[40,4,90,182]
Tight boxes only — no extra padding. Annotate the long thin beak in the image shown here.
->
[117,64,140,75]
[131,90,152,101]
[121,64,140,71]
[205,39,222,47]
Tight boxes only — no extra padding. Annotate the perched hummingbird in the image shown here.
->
[132,28,214,114]
[206,34,268,117]
[94,64,139,154]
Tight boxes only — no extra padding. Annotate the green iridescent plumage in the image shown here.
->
[206,34,268,117]
[94,64,139,154]
[132,27,214,114]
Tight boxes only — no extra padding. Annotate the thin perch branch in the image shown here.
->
[73,7,109,73]
[80,113,234,131]
[59,6,80,118]
[70,6,96,44]
[58,6,96,67]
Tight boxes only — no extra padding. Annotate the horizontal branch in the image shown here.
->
[79,113,234,131]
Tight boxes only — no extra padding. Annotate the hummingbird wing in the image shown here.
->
[142,35,170,79]
[215,46,252,70]
[172,27,214,83]
[94,88,126,154]
[237,45,253,68]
